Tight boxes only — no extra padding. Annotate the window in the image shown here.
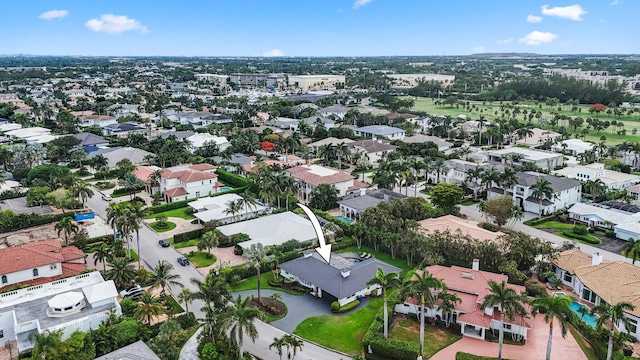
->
[33,269,39,277]
[563,272,572,283]
[503,324,512,330]
[1,275,6,284]
[582,288,597,303]
[628,318,638,334]
[50,264,57,270]
[0,328,3,339]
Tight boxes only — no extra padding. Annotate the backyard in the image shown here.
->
[389,316,462,359]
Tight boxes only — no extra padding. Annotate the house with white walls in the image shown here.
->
[354,125,405,140]
[287,164,368,202]
[0,272,121,352]
[567,202,640,241]
[185,133,230,152]
[347,139,397,165]
[189,193,268,225]
[487,148,564,171]
[553,163,640,190]
[552,249,640,341]
[395,262,531,340]
[159,163,223,202]
[337,188,406,221]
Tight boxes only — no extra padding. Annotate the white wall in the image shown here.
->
[1,263,62,287]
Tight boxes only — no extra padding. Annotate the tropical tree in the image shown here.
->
[198,230,219,258]
[282,334,304,360]
[308,183,339,211]
[219,294,264,359]
[366,267,401,338]
[269,336,286,360]
[400,269,445,359]
[190,273,231,312]
[592,301,637,360]
[151,260,183,295]
[242,242,271,299]
[465,165,484,200]
[480,280,528,360]
[29,329,64,360]
[72,181,94,208]
[93,243,112,271]
[224,199,244,223]
[438,290,462,327]
[119,173,145,200]
[104,257,136,289]
[177,288,194,314]
[237,189,258,216]
[531,295,573,360]
[530,178,555,216]
[134,293,165,325]
[622,237,640,264]
[126,202,149,268]
[55,216,79,246]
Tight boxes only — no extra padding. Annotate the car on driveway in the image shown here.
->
[177,256,189,266]
[120,285,142,298]
[102,194,113,201]
[159,239,170,247]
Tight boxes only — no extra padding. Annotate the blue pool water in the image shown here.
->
[570,301,598,328]
[221,186,233,192]
[335,216,353,224]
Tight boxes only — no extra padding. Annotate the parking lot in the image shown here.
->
[0,197,53,215]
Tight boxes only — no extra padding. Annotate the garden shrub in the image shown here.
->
[562,230,601,244]
[524,279,547,298]
[147,199,192,214]
[331,299,361,313]
[368,337,419,360]
[573,224,588,235]
[455,352,500,360]
[175,312,197,329]
[112,185,145,196]
[113,319,144,347]
[119,297,138,318]
[481,222,499,232]
[174,229,204,243]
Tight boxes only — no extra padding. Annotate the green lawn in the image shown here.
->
[163,294,185,314]
[149,221,177,232]
[185,251,217,268]
[294,298,383,355]
[389,319,462,358]
[335,246,411,274]
[229,272,304,296]
[111,192,129,199]
[461,199,479,206]
[554,231,602,245]
[533,221,574,230]
[144,207,195,220]
[128,249,138,262]
[170,237,200,249]
[569,327,598,360]
[263,300,288,322]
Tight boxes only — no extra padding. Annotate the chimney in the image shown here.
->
[303,251,313,259]
[341,269,351,278]
[592,252,603,266]
[472,259,480,271]
[360,188,366,197]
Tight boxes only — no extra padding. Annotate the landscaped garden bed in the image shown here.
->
[248,296,287,322]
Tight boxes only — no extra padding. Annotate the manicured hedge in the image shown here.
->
[0,211,71,233]
[112,185,145,196]
[368,337,419,360]
[523,215,556,226]
[561,230,601,244]
[455,352,501,360]
[215,169,252,188]
[147,199,192,214]
[173,228,204,243]
[219,250,302,283]
[331,299,360,313]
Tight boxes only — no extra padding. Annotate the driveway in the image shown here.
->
[0,197,53,215]
[431,313,586,360]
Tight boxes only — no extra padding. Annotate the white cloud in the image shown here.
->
[353,0,373,9]
[85,14,148,34]
[38,9,69,20]
[262,49,284,57]
[519,31,557,45]
[472,46,486,53]
[527,15,543,23]
[496,38,513,45]
[611,0,622,5]
[541,4,587,21]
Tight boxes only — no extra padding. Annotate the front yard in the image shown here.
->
[389,316,462,358]
[144,207,195,220]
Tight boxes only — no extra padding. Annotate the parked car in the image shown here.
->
[119,285,141,297]
[102,194,113,201]
[159,239,170,247]
[177,256,189,266]
[128,289,146,301]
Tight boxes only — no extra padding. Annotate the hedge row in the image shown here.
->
[216,169,258,193]
[174,228,204,243]
[523,215,556,226]
[292,207,353,236]
[148,199,192,215]
[455,352,501,360]
[362,307,419,360]
[0,211,71,233]
[331,299,360,313]
[561,230,601,244]
[112,185,145,196]
[219,250,302,283]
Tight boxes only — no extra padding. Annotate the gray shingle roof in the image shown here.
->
[517,171,581,192]
[73,132,108,146]
[279,253,401,299]
[338,189,406,211]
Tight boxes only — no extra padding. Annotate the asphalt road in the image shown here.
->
[86,190,351,360]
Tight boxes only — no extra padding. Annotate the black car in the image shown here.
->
[177,256,189,266]
[159,239,170,247]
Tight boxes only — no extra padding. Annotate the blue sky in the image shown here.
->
[1,0,637,56]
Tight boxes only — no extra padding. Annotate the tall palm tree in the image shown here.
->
[335,142,351,169]
[94,243,112,271]
[151,260,184,295]
[622,238,640,264]
[220,294,264,359]
[270,336,286,360]
[465,165,484,200]
[530,178,555,216]
[400,269,445,358]
[199,230,220,258]
[177,288,194,314]
[134,293,165,325]
[55,216,79,246]
[498,167,518,191]
[72,181,94,209]
[592,301,637,360]
[106,203,128,242]
[119,173,145,200]
[243,243,269,299]
[481,167,500,196]
[432,158,447,184]
[438,289,462,327]
[104,257,136,289]
[148,169,162,195]
[224,199,244,223]
[531,295,573,360]
[127,202,149,268]
[367,267,401,338]
[481,280,528,360]
[283,334,304,360]
[237,189,258,217]
[190,273,231,311]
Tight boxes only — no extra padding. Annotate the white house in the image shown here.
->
[280,252,402,306]
[354,125,405,140]
[308,137,355,153]
[0,240,85,290]
[552,249,640,341]
[160,163,223,202]
[77,115,118,128]
[395,262,531,340]
[319,104,349,120]
[488,172,581,215]
[552,163,640,190]
[0,271,121,352]
[337,188,406,221]
[551,139,596,156]
[403,134,452,151]
[286,164,368,202]
[347,139,397,165]
[487,147,564,171]
[186,133,230,153]
[166,111,232,127]
[102,122,146,137]
[567,202,640,241]
[301,115,337,130]
[189,193,268,225]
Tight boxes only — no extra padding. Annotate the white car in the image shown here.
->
[102,194,113,201]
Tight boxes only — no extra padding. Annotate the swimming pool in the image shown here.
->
[570,301,598,328]
[335,216,353,224]
[221,186,233,192]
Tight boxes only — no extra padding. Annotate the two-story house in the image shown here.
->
[552,163,640,190]
[319,104,349,120]
[347,139,397,165]
[430,159,504,195]
[0,240,85,290]
[354,125,405,141]
[487,172,581,215]
[286,164,368,202]
[78,115,117,128]
[102,122,146,137]
[186,133,230,153]
[487,147,564,172]
[160,163,223,202]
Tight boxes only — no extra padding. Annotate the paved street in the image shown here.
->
[86,190,351,360]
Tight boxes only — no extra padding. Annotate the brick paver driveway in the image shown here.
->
[431,314,587,360]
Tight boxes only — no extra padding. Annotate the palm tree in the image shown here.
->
[367,267,401,338]
[592,301,637,360]
[134,293,165,325]
[190,273,231,311]
[283,334,304,360]
[270,336,286,360]
[177,288,194,314]
[530,178,555,216]
[220,294,264,359]
[438,290,462,327]
[400,269,445,358]
[237,189,258,217]
[432,158,447,184]
[481,167,500,196]
[516,127,534,143]
[622,238,640,264]
[243,243,269,299]
[531,295,573,360]
[94,243,112,271]
[465,165,484,200]
[498,167,518,191]
[151,260,184,295]
[148,169,162,195]
[127,202,149,268]
[55,216,79,246]
[106,203,128,242]
[104,257,136,289]
[72,181,94,208]
[224,199,244,223]
[335,142,351,169]
[119,173,145,200]
[29,329,64,360]
[198,230,219,258]
[480,280,528,360]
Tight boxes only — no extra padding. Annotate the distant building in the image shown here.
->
[78,114,117,128]
[354,125,405,141]
[194,73,229,85]
[288,75,345,91]
[102,122,146,137]
[186,133,230,152]
[553,163,640,190]
[189,193,268,225]
[487,147,564,171]
[387,73,455,88]
[337,188,406,221]
[348,139,397,165]
[87,147,153,168]
[287,164,368,201]
[403,134,452,151]
[551,139,595,156]
[159,163,223,202]
[228,73,285,88]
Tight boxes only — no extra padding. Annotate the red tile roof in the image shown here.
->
[163,187,188,197]
[61,263,87,277]
[0,240,82,274]
[347,180,370,192]
[133,165,161,182]
[426,265,525,303]
[61,247,85,261]
[287,164,354,186]
[189,163,216,171]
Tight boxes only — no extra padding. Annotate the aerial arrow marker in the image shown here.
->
[297,203,331,264]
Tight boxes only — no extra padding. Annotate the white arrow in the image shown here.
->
[297,203,331,263]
